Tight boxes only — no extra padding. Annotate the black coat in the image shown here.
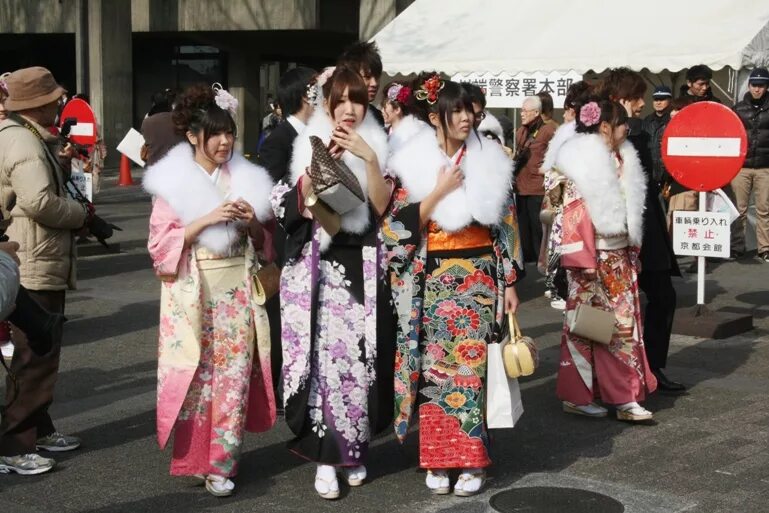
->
[257,120,299,184]
[628,118,681,275]
[733,91,769,169]
[643,111,671,184]
[256,119,299,267]
[368,105,385,128]
[677,85,722,104]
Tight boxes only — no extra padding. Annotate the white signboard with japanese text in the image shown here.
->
[672,212,730,258]
[68,160,93,202]
[451,71,583,109]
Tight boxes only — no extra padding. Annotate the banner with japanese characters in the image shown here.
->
[451,71,583,109]
[672,212,730,258]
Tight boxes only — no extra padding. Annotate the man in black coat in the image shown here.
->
[731,67,769,262]
[601,68,686,393]
[644,85,673,185]
[678,64,722,104]
[257,66,316,407]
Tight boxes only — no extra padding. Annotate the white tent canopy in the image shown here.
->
[373,0,769,76]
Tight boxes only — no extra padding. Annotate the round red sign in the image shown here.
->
[661,101,747,192]
[59,98,98,147]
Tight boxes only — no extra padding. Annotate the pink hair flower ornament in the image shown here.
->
[212,83,239,114]
[579,101,601,127]
[387,84,412,104]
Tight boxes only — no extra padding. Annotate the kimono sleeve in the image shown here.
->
[560,197,597,271]
[494,196,524,286]
[270,180,313,262]
[147,197,186,279]
[382,186,423,278]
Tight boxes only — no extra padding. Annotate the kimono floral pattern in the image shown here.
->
[384,185,524,469]
[170,261,255,478]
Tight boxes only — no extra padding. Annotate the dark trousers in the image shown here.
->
[0,290,65,456]
[638,270,676,370]
[516,195,544,262]
[266,294,282,405]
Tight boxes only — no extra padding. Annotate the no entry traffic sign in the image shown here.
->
[59,98,97,147]
[661,101,747,192]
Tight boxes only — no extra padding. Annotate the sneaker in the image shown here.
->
[550,298,566,310]
[0,453,55,475]
[758,252,769,263]
[36,432,81,452]
[0,341,13,360]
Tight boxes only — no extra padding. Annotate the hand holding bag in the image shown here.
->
[307,135,365,215]
[566,273,617,345]
[502,313,538,378]
[486,341,524,429]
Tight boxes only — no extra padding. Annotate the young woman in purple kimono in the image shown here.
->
[144,84,276,497]
[270,67,395,500]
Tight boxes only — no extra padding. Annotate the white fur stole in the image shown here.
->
[388,119,513,232]
[143,143,275,254]
[288,108,388,251]
[555,134,647,246]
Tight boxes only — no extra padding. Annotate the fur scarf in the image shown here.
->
[554,133,647,247]
[288,107,388,249]
[143,143,274,254]
[388,118,513,232]
[542,120,576,172]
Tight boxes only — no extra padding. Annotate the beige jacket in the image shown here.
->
[0,115,86,290]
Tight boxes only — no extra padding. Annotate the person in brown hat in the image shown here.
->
[0,66,88,475]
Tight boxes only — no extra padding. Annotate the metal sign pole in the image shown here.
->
[697,191,707,306]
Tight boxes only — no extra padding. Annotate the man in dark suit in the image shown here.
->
[337,41,385,128]
[600,68,686,393]
[257,66,316,409]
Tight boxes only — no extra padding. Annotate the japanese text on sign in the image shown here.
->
[672,212,730,258]
[451,71,583,109]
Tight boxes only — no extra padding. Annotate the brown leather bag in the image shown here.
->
[251,262,280,306]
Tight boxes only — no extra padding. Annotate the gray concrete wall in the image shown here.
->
[131,0,318,32]
[0,0,77,33]
[88,0,133,167]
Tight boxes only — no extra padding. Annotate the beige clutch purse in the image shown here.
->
[251,262,281,306]
[567,304,615,345]
[502,313,538,378]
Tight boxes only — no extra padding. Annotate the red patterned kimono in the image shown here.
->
[553,133,657,406]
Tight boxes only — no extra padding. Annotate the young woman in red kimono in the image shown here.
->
[554,98,657,422]
[144,84,276,497]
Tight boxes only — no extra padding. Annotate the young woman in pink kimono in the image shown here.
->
[554,98,657,422]
[144,84,277,497]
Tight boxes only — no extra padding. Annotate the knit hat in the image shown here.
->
[3,66,66,111]
[748,68,769,85]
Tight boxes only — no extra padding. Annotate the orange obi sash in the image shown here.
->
[427,221,492,252]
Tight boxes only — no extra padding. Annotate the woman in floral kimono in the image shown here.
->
[270,66,394,500]
[384,75,523,497]
[144,84,276,497]
[554,98,657,422]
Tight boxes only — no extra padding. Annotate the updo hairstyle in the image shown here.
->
[173,83,237,142]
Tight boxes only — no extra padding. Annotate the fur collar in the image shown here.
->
[388,120,512,232]
[542,120,576,172]
[288,107,388,247]
[555,134,647,246]
[143,143,274,254]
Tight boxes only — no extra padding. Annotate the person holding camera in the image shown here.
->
[0,67,88,475]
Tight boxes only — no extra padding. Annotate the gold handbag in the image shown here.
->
[502,312,538,379]
[251,262,281,306]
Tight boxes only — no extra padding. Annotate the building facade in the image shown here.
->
[0,0,412,162]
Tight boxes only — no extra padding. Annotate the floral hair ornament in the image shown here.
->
[212,83,239,115]
[415,75,444,105]
[387,83,412,105]
[579,101,601,127]
[307,66,335,107]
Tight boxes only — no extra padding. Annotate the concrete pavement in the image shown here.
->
[0,174,767,513]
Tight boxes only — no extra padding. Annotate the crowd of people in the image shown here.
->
[0,39,765,505]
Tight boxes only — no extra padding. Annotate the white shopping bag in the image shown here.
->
[706,188,739,224]
[486,342,524,429]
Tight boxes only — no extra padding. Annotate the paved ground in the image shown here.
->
[0,173,767,513]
